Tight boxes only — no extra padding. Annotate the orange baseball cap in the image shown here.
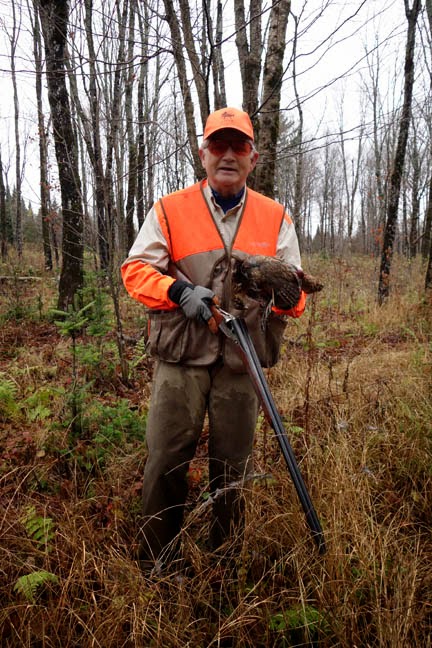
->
[203,107,254,141]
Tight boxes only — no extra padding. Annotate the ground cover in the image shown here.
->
[0,252,430,647]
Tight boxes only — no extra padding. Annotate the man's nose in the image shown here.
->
[221,146,236,158]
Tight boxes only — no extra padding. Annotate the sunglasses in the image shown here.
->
[206,138,253,156]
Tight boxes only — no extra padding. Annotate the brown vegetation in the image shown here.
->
[0,251,431,647]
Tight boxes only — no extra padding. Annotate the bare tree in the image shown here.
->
[407,119,424,258]
[38,0,84,309]
[4,0,429,276]
[125,1,138,252]
[339,108,364,244]
[160,0,292,195]
[319,136,337,254]
[421,125,432,263]
[0,148,7,260]
[83,0,110,270]
[378,0,421,304]
[234,0,292,195]
[253,0,291,198]
[235,0,262,120]
[30,0,52,271]
[69,0,132,268]
[136,4,163,226]
[212,1,227,109]
[290,11,304,245]
[136,6,149,231]
[162,0,203,179]
[363,43,388,248]
[424,0,432,289]
[104,1,129,266]
[178,0,210,124]
[8,2,23,257]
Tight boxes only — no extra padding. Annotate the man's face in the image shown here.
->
[199,128,259,197]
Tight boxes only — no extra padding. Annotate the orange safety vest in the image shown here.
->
[124,180,305,370]
[157,181,284,261]
[155,181,286,304]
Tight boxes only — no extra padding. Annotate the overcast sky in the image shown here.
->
[0,0,420,210]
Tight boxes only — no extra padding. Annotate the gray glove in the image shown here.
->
[178,285,215,322]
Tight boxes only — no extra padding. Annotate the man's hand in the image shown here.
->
[168,280,219,333]
[179,285,215,323]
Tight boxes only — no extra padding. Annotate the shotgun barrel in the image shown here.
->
[213,306,326,555]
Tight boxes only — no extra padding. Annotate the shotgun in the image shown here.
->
[212,305,326,555]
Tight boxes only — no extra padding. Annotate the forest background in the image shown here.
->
[0,1,431,646]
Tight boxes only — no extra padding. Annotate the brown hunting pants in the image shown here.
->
[139,359,259,563]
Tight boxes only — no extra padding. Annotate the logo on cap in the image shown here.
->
[221,110,235,123]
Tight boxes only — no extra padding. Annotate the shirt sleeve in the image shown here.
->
[276,213,301,267]
[121,206,177,310]
[274,212,306,318]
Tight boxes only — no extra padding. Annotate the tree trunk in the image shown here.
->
[0,149,7,260]
[103,0,129,268]
[340,117,363,242]
[38,0,84,309]
[84,0,110,270]
[422,177,432,261]
[365,48,388,247]
[378,0,421,305]
[254,0,291,198]
[31,0,52,271]
[212,1,227,109]
[234,0,262,121]
[409,132,420,258]
[291,12,304,244]
[136,6,148,231]
[422,0,432,264]
[425,236,432,291]
[10,3,23,257]
[125,2,138,253]
[178,0,210,124]
[162,0,203,179]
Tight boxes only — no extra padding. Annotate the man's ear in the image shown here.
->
[250,150,259,171]
[198,146,206,167]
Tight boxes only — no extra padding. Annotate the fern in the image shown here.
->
[21,505,55,550]
[0,374,19,421]
[14,570,58,602]
[23,386,61,422]
[26,403,51,422]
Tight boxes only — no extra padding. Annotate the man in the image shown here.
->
[121,107,306,570]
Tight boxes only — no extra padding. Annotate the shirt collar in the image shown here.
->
[207,183,246,214]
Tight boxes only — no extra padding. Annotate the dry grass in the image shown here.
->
[0,251,431,647]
